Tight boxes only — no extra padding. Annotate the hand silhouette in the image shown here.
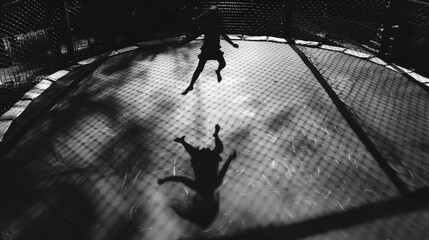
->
[174,136,185,143]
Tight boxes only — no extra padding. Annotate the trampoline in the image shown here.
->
[1,37,429,240]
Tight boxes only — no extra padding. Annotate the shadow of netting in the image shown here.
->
[171,43,429,240]
[146,41,403,238]
[0,66,140,239]
[205,81,399,235]
[2,39,427,239]
[295,46,429,191]
[192,41,425,239]
[190,188,429,240]
[0,44,195,239]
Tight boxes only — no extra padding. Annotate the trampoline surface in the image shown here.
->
[1,40,429,240]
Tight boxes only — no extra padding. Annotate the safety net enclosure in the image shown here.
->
[0,1,429,240]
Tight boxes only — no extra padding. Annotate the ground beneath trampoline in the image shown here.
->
[1,41,428,240]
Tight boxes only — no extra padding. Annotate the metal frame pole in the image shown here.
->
[62,0,75,64]
[284,0,297,41]
[379,0,404,58]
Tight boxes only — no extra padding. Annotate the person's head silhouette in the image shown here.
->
[206,5,222,25]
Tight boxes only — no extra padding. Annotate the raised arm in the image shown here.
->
[221,29,239,48]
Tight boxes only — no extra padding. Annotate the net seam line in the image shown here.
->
[289,43,409,196]
[387,64,429,94]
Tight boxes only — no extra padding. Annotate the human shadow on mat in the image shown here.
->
[158,124,237,228]
[0,59,151,240]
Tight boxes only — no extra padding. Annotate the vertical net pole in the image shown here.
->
[62,0,74,64]
[284,0,297,41]
[379,0,404,58]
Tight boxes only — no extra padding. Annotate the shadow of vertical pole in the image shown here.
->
[197,186,429,240]
[289,43,409,196]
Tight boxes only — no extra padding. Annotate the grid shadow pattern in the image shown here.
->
[296,45,429,191]
[1,41,428,240]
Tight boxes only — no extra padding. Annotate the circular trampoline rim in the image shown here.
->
[0,34,428,145]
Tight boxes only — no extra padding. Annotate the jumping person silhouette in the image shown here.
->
[158,124,237,228]
[179,6,239,95]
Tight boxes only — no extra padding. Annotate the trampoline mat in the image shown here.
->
[297,46,429,190]
[1,41,428,240]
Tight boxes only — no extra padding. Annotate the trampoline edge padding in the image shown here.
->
[1,37,428,239]
[0,36,185,147]
[0,59,103,152]
[1,35,427,150]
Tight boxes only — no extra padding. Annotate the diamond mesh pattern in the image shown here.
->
[198,1,286,37]
[1,1,429,239]
[3,41,428,240]
[292,0,387,50]
[297,45,429,191]
[0,0,67,115]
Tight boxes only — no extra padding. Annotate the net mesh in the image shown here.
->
[296,45,429,190]
[0,0,68,115]
[292,0,387,51]
[198,0,286,37]
[2,0,429,116]
[1,0,429,239]
[394,0,429,74]
[2,38,429,240]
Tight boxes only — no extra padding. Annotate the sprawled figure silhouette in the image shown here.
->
[158,124,237,228]
[180,5,239,95]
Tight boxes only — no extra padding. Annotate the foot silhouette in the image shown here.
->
[213,124,220,137]
[182,86,193,95]
[215,70,222,83]
[229,150,237,159]
[174,136,185,143]
[158,178,165,185]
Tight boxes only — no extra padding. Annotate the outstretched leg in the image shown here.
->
[212,124,223,155]
[217,150,237,187]
[175,136,198,158]
[183,59,207,95]
[158,176,197,191]
[215,55,226,83]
